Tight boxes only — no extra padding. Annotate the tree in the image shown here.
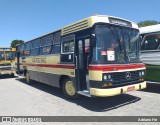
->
[11,40,24,48]
[138,20,160,27]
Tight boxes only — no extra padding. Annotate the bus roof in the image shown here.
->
[139,24,160,34]
[62,15,138,35]
[20,15,138,45]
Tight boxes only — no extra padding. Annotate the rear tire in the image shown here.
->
[10,73,15,78]
[62,78,79,99]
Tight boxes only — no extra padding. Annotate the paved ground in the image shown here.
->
[0,76,160,125]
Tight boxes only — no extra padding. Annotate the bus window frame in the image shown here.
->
[60,34,75,63]
[54,32,61,44]
[61,34,75,54]
[39,34,54,55]
[141,32,160,52]
[5,51,16,60]
[30,39,41,56]
[50,32,61,54]
[23,42,31,56]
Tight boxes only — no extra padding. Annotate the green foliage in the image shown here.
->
[138,20,160,27]
[11,40,24,48]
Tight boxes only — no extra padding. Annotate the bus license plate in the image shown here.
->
[127,86,135,92]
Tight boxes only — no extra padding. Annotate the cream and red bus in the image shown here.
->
[0,47,16,76]
[16,15,146,99]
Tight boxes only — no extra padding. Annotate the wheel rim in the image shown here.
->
[65,81,76,96]
[26,73,30,82]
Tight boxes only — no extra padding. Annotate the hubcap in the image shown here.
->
[65,81,76,96]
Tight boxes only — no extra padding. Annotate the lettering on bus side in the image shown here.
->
[32,57,46,63]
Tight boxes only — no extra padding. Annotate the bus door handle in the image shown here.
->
[75,56,77,69]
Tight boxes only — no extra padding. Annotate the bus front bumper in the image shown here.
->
[0,70,15,75]
[90,81,146,97]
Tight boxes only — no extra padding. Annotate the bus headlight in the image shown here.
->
[142,71,145,76]
[139,70,145,77]
[108,74,111,80]
[103,75,107,80]
[103,74,113,81]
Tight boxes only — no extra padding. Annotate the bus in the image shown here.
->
[16,15,146,99]
[140,24,160,82]
[0,47,16,76]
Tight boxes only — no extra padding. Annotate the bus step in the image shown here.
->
[78,90,91,97]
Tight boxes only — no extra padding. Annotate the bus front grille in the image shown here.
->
[114,71,140,84]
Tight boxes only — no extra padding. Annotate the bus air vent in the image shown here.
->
[62,19,89,35]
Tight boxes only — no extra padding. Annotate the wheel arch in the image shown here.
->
[59,75,76,90]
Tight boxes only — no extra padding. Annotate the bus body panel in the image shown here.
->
[19,54,75,87]
[16,15,146,97]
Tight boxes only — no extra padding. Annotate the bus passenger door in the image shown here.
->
[75,38,90,96]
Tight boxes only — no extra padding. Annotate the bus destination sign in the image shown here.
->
[109,17,132,27]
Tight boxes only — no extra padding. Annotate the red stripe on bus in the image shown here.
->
[89,64,145,71]
[20,63,75,69]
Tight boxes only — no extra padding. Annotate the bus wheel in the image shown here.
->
[10,73,15,78]
[26,72,32,84]
[62,79,79,99]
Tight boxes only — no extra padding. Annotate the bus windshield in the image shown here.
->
[92,25,141,64]
[5,51,15,60]
[0,52,4,60]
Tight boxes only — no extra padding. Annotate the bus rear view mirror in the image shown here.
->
[90,34,96,47]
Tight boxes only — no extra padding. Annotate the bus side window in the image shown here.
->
[142,34,160,50]
[51,32,61,54]
[61,35,75,63]
[63,41,74,53]
[20,44,25,57]
[24,42,31,56]
[40,34,53,55]
[31,39,41,56]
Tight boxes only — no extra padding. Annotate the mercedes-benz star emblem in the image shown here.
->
[126,72,131,80]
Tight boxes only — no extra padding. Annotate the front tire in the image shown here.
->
[62,78,79,99]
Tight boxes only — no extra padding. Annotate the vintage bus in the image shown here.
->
[140,24,160,82]
[16,15,146,99]
[0,47,16,76]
